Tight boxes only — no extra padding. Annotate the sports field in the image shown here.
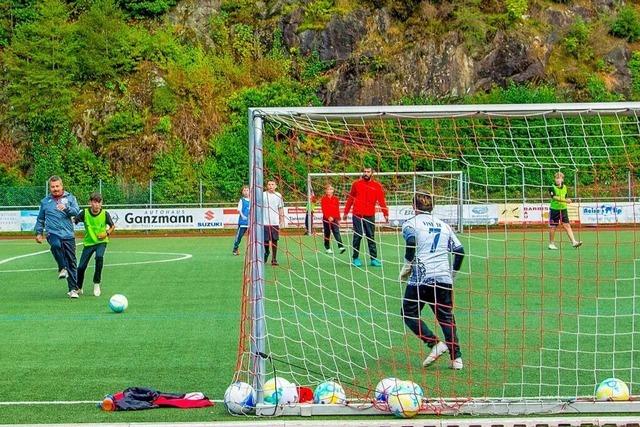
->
[0,229,638,423]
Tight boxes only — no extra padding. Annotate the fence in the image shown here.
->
[0,180,234,209]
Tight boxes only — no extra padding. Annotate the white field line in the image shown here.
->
[0,251,192,273]
[0,249,50,265]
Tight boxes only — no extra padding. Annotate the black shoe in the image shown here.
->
[339,246,346,254]
[233,250,240,256]
[271,260,279,266]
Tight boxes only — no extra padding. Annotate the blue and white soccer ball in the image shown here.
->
[374,377,401,402]
[398,380,424,399]
[313,380,347,404]
[223,381,255,414]
[595,378,630,401]
[108,294,128,313]
[387,382,422,418]
[263,377,298,405]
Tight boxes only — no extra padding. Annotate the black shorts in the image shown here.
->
[549,209,569,226]
[264,225,280,242]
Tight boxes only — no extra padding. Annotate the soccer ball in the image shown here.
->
[223,382,255,414]
[108,294,128,313]
[374,377,401,402]
[263,377,298,405]
[595,378,630,401]
[398,380,424,399]
[313,380,346,404]
[387,383,422,418]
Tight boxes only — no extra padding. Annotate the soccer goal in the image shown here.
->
[306,171,465,233]
[236,103,640,417]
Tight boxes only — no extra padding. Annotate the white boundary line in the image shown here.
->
[0,251,192,273]
[0,248,50,265]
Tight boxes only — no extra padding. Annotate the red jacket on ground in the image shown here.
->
[343,178,389,218]
[320,195,341,220]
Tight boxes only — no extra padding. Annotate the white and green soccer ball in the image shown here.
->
[313,380,346,404]
[223,381,255,414]
[108,294,128,313]
[263,377,298,405]
[374,377,401,402]
[595,378,630,401]
[387,382,422,418]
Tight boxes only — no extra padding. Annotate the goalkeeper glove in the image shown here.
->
[399,262,412,282]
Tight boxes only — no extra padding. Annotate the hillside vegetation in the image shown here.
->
[0,0,639,203]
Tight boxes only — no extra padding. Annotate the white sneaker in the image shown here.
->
[67,290,79,299]
[423,341,448,367]
[548,243,558,250]
[451,357,464,370]
[572,241,583,248]
[325,249,333,254]
[93,283,101,297]
[58,268,68,279]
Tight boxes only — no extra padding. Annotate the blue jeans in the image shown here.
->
[47,234,78,292]
[232,226,248,252]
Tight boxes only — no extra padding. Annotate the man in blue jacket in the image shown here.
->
[35,176,81,298]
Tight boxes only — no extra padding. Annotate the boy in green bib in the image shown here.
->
[74,193,115,296]
[549,172,582,250]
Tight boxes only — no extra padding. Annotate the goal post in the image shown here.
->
[239,102,640,417]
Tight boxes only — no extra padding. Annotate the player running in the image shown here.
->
[548,171,582,250]
[34,176,81,299]
[400,192,465,370]
[74,193,115,297]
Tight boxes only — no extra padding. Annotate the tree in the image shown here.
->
[75,0,136,81]
[3,0,76,133]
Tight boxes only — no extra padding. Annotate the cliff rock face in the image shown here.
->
[168,1,634,105]
[277,3,633,105]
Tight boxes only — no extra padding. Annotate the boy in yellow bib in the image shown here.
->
[549,172,582,250]
[74,193,115,296]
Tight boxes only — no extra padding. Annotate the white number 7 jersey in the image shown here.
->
[402,213,463,285]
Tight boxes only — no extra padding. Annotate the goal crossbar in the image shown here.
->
[252,102,640,120]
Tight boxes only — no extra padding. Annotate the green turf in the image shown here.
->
[0,230,638,423]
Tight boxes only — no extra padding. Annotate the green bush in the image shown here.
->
[565,18,591,60]
[629,51,640,100]
[506,0,527,20]
[154,116,172,134]
[151,141,198,203]
[610,5,640,42]
[99,110,145,142]
[118,0,176,17]
[152,86,177,115]
[585,76,623,102]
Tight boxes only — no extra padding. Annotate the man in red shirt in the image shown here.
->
[320,184,346,254]
[342,167,389,267]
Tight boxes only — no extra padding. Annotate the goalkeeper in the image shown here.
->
[400,192,465,370]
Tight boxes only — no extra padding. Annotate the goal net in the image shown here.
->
[236,103,640,416]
